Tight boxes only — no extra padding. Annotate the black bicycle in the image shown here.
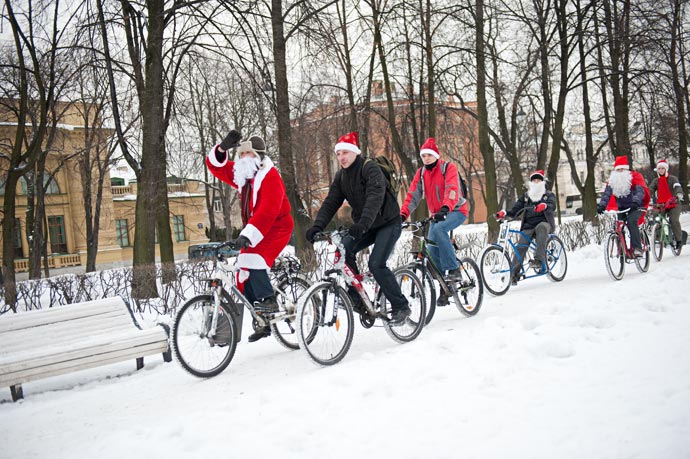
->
[401,218,483,324]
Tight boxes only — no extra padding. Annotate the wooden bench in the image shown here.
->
[0,297,171,401]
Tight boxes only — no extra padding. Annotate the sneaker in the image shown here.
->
[510,274,519,286]
[446,268,462,281]
[529,259,542,270]
[633,248,645,258]
[389,306,411,325]
[247,326,271,342]
[437,292,450,306]
[253,296,279,315]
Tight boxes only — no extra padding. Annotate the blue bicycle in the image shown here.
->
[479,208,568,296]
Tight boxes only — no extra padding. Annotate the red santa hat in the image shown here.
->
[613,156,630,170]
[420,137,440,159]
[334,132,361,155]
[656,159,669,171]
[530,170,545,181]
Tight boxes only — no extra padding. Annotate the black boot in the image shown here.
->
[248,326,271,342]
[253,296,279,315]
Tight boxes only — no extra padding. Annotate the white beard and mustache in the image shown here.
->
[527,180,546,202]
[233,155,261,188]
[608,170,632,198]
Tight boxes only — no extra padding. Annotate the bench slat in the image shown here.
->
[0,298,132,333]
[0,327,168,371]
[1,312,136,349]
[0,341,168,387]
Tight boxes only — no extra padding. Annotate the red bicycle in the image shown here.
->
[603,209,651,281]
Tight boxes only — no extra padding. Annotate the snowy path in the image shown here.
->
[2,235,690,458]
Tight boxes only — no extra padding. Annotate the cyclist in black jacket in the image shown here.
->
[305,132,410,324]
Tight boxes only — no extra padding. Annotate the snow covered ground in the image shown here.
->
[2,218,690,459]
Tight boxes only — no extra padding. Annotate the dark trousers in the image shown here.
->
[620,209,642,250]
[244,269,273,304]
[343,221,408,310]
[511,221,550,277]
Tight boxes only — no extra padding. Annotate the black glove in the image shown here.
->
[596,204,605,215]
[433,206,449,222]
[219,129,242,151]
[348,222,366,239]
[228,235,251,250]
[628,204,639,213]
[305,226,322,243]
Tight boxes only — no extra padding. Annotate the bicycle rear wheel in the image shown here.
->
[452,257,483,317]
[635,231,651,273]
[383,267,426,343]
[651,223,663,261]
[406,263,436,325]
[172,295,237,378]
[604,232,625,281]
[546,235,568,282]
[272,275,312,350]
[480,246,512,296]
[297,282,354,366]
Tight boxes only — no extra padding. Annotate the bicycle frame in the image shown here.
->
[491,218,549,281]
[318,230,383,318]
[606,209,647,259]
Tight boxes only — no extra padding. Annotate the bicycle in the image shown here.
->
[401,218,483,324]
[479,208,568,295]
[602,209,651,281]
[296,229,426,366]
[171,242,311,378]
[647,204,682,260]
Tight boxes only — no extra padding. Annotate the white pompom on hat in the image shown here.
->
[334,132,361,155]
[420,137,440,159]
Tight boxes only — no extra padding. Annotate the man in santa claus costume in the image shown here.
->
[206,130,294,342]
[649,159,685,249]
[596,156,649,257]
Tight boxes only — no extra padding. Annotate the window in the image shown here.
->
[173,215,186,242]
[47,216,68,253]
[19,175,60,195]
[213,197,222,213]
[13,218,22,252]
[115,219,130,247]
[0,177,5,196]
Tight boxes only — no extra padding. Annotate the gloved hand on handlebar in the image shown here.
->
[534,203,547,213]
[305,226,322,244]
[495,210,506,220]
[228,235,251,250]
[596,204,605,214]
[348,222,366,239]
[433,206,449,222]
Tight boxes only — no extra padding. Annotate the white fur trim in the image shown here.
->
[237,253,270,270]
[420,148,440,159]
[237,269,250,284]
[207,144,228,167]
[240,224,264,246]
[334,142,361,155]
[252,156,274,204]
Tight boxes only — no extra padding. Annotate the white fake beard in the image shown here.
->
[527,181,546,203]
[233,156,261,188]
[608,170,632,198]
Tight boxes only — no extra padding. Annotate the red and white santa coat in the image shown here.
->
[206,145,294,290]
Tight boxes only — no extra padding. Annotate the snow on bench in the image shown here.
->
[0,297,171,401]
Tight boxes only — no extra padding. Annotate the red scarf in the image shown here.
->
[657,176,672,203]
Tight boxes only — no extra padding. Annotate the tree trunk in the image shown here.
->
[476,0,499,240]
[670,0,689,201]
[271,0,313,260]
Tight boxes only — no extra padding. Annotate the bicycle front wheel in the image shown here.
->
[635,231,651,273]
[272,275,312,350]
[651,223,663,261]
[383,267,426,343]
[604,232,625,281]
[480,246,512,296]
[297,282,355,366]
[172,295,237,378]
[546,235,568,282]
[452,257,483,317]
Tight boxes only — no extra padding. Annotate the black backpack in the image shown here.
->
[420,162,468,199]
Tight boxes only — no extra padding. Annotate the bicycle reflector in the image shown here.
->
[207,279,223,288]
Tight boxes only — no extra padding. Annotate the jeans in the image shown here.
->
[244,269,273,304]
[511,221,550,278]
[428,210,467,272]
[343,221,408,310]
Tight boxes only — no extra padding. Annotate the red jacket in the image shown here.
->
[206,146,293,276]
[400,160,468,219]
